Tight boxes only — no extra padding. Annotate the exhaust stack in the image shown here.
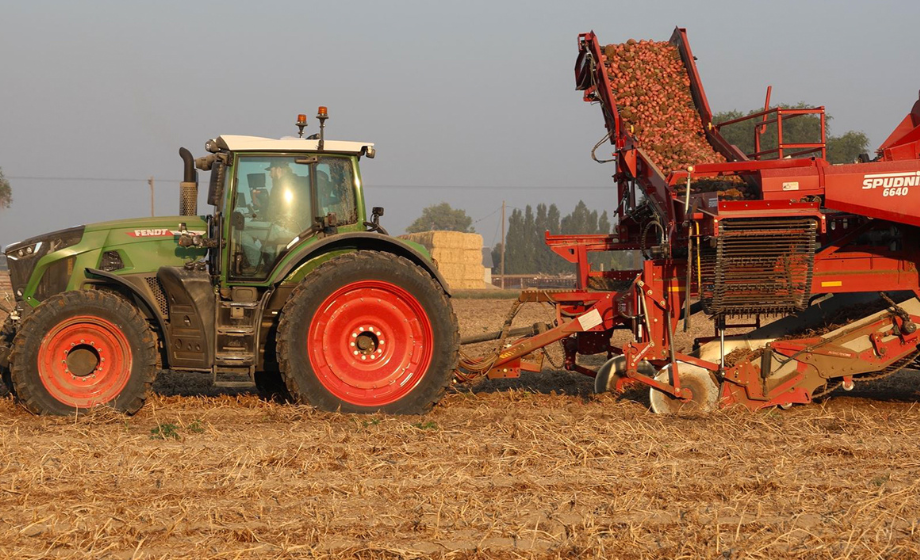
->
[178,147,198,216]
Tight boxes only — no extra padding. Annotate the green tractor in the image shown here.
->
[0,109,459,415]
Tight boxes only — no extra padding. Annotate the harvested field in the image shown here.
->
[2,297,920,558]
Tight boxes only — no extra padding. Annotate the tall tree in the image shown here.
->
[561,200,594,234]
[0,168,11,209]
[598,210,611,235]
[502,201,617,275]
[503,208,526,273]
[405,202,474,233]
[521,205,537,273]
[826,130,870,164]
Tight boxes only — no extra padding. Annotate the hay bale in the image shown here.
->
[430,248,483,265]
[401,231,483,250]
[436,263,485,281]
[399,231,487,289]
[452,279,490,289]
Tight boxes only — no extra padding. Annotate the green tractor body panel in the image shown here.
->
[7,217,208,307]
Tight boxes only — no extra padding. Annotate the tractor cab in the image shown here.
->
[180,109,378,286]
[209,139,370,281]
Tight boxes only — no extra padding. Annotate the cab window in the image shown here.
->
[229,156,313,279]
[316,156,357,225]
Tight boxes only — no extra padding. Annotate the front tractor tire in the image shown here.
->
[277,251,459,415]
[9,290,157,415]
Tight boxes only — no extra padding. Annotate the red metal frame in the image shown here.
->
[713,102,827,161]
[472,29,920,412]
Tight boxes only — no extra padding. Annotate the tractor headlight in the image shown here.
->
[8,242,40,261]
[4,226,84,302]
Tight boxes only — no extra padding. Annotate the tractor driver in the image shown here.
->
[240,160,312,273]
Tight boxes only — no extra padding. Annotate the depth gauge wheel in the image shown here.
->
[9,290,157,415]
[277,251,459,414]
[648,362,720,415]
[594,355,656,393]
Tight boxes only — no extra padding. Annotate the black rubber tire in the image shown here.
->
[9,290,157,415]
[277,251,459,414]
[254,370,293,403]
[0,316,14,398]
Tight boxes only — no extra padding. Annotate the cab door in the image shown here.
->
[226,155,315,281]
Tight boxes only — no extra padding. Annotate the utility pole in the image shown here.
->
[500,200,506,289]
[148,176,155,217]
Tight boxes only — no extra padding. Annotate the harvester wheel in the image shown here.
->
[277,251,459,414]
[648,362,720,415]
[9,290,157,415]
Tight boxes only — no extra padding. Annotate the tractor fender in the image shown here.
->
[84,268,170,345]
[274,232,453,296]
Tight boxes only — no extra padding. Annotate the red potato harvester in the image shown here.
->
[456,27,920,413]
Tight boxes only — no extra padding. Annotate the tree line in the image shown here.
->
[493,201,613,275]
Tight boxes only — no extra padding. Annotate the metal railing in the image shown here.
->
[713,87,827,160]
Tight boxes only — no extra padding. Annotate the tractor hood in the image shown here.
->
[82,215,209,242]
[5,216,209,305]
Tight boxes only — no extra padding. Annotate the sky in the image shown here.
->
[1,0,918,250]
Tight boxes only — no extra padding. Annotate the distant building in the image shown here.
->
[0,254,6,272]
[481,247,493,268]
[481,247,493,285]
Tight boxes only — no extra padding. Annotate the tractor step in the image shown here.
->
[213,380,255,388]
[215,355,254,366]
[212,366,254,388]
[218,327,255,335]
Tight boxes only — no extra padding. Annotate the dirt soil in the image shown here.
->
[3,297,920,558]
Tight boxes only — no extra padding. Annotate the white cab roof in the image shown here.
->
[218,135,374,155]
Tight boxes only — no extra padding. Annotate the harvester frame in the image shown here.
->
[458,28,920,413]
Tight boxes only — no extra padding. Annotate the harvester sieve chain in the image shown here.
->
[701,218,816,317]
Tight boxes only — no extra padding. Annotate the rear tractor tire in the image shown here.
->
[277,251,459,414]
[9,290,157,415]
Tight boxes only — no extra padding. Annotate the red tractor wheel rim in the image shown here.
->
[307,280,434,406]
[38,316,133,408]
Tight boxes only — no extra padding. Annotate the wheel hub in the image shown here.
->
[308,280,434,406]
[351,326,384,360]
[38,316,131,408]
[65,343,102,377]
